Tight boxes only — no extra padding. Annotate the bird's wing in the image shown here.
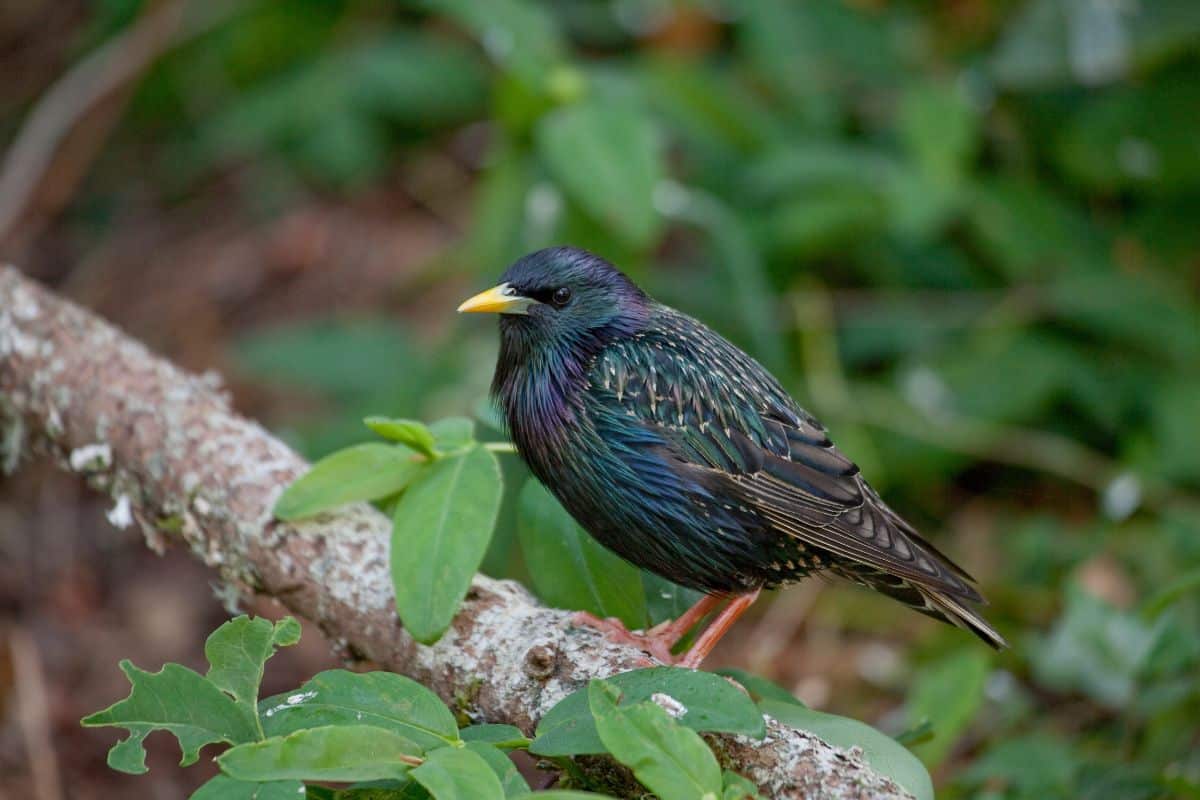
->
[588,308,980,602]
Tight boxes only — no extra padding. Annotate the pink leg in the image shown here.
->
[676,588,761,669]
[572,592,725,664]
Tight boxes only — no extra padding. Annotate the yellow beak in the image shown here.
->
[457,283,536,315]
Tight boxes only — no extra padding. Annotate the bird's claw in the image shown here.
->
[570,611,677,665]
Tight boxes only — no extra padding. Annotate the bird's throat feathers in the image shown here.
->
[492,304,649,463]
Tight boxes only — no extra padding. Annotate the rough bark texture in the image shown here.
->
[0,265,912,800]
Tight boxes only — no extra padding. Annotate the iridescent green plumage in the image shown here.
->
[468,246,1005,650]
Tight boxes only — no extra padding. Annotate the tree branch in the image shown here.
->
[0,265,911,800]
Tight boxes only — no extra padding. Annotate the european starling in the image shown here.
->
[460,247,1005,666]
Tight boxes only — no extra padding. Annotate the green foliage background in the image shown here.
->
[14,0,1200,797]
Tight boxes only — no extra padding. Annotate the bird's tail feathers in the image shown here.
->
[916,586,1008,650]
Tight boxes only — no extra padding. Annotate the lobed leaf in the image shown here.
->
[82,660,259,774]
[207,617,302,725]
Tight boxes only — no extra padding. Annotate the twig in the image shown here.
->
[0,1,238,246]
[0,265,913,800]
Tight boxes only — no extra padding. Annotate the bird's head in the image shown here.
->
[458,247,650,359]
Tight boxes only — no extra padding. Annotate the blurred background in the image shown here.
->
[1,0,1198,797]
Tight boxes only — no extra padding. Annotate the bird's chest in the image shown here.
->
[502,366,592,475]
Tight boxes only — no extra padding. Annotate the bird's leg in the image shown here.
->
[643,592,724,642]
[676,588,762,669]
[571,593,724,664]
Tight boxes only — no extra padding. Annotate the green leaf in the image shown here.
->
[411,746,505,800]
[740,0,899,119]
[459,724,530,750]
[105,733,151,774]
[467,141,534,265]
[722,770,764,800]
[391,445,503,643]
[1054,82,1200,195]
[275,444,424,520]
[207,617,301,727]
[190,774,306,800]
[260,670,459,750]
[424,0,566,87]
[365,418,439,458]
[536,98,664,250]
[82,660,259,774]
[962,734,1081,796]
[511,794,609,799]
[196,33,487,181]
[897,81,977,186]
[588,680,723,800]
[428,417,477,451]
[906,649,990,766]
[1143,568,1200,618]
[762,186,885,261]
[642,572,704,628]
[989,0,1200,89]
[1045,273,1200,366]
[531,667,764,757]
[464,742,530,797]
[964,178,1105,278]
[758,700,933,800]
[218,725,421,783]
[517,480,647,628]
[309,782,427,800]
[661,189,785,374]
[713,669,804,707]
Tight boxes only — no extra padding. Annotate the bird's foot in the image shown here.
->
[571,590,759,668]
[570,611,677,665]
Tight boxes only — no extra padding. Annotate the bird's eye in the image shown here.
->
[551,287,572,307]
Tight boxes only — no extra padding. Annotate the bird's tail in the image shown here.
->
[913,586,1008,650]
[847,567,1009,650]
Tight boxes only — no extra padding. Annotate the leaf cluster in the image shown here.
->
[84,615,935,799]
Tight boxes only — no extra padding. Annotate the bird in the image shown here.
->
[459,246,1005,667]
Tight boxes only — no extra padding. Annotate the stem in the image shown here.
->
[483,441,518,454]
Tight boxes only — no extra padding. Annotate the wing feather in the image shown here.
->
[589,308,982,602]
